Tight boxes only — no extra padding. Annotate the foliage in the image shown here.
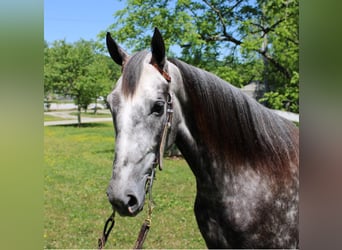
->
[44,123,205,248]
[44,40,118,125]
[101,0,299,112]
[260,71,299,112]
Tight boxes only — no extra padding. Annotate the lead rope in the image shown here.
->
[133,164,156,249]
[98,166,156,250]
[98,166,155,250]
[98,211,115,250]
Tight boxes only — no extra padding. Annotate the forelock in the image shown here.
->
[121,50,149,97]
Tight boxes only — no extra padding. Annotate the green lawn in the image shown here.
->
[44,122,205,249]
[44,111,111,122]
[70,111,112,118]
[44,114,72,121]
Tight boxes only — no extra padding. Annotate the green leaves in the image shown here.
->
[44,39,117,124]
[260,70,299,113]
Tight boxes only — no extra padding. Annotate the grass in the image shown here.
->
[44,122,205,249]
[44,111,111,122]
[70,111,112,118]
[44,114,73,122]
[44,114,61,121]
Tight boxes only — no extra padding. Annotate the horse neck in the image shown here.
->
[169,59,298,183]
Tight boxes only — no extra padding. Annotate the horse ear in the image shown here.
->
[151,27,166,68]
[106,32,128,66]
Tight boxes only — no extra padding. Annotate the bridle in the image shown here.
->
[98,62,173,249]
[152,62,173,171]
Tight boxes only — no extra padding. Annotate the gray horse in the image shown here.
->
[105,28,299,249]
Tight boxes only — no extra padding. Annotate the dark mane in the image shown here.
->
[121,50,149,97]
[169,58,299,179]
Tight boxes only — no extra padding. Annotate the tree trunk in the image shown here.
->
[77,102,81,128]
[262,33,269,93]
[94,98,98,114]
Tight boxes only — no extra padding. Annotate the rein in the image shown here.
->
[98,63,173,249]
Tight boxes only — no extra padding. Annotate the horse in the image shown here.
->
[105,28,299,249]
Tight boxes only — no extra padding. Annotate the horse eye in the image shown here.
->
[151,101,165,116]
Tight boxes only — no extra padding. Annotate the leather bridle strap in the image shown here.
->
[151,62,173,170]
[151,63,171,83]
[157,92,173,170]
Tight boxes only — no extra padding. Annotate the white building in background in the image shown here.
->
[241,81,299,123]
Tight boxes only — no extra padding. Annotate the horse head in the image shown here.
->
[105,28,177,216]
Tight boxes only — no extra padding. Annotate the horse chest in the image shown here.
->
[193,168,298,248]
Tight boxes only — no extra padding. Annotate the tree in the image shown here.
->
[101,0,298,112]
[44,39,115,126]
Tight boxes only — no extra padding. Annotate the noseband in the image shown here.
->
[98,62,173,249]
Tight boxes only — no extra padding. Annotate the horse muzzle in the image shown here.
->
[106,179,146,217]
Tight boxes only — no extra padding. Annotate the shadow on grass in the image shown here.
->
[56,123,112,128]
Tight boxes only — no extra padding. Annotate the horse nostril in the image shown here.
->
[127,194,138,214]
[128,194,138,207]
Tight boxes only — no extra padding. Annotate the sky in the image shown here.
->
[44,0,125,44]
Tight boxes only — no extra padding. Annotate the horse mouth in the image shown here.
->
[110,193,145,217]
[128,205,143,216]
[111,203,144,217]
